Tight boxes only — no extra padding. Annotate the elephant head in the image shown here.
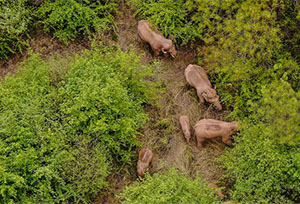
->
[202,87,222,110]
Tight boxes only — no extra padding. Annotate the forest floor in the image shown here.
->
[0,3,233,203]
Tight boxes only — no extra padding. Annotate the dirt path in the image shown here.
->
[114,2,232,198]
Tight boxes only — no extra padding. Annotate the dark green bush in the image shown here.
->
[0,47,156,203]
[190,0,300,118]
[219,80,300,203]
[37,0,117,43]
[278,0,300,63]
[0,0,32,59]
[130,0,202,45]
[119,168,220,204]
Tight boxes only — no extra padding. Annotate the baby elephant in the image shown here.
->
[194,119,238,149]
[208,183,225,199]
[184,64,222,110]
[138,20,176,58]
[137,148,153,177]
[179,116,191,143]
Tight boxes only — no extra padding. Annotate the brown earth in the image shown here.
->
[0,2,233,203]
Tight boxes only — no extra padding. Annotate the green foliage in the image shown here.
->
[130,0,202,45]
[251,80,300,145]
[0,0,118,60]
[0,47,156,203]
[57,47,156,164]
[119,168,220,204]
[0,0,31,59]
[278,0,300,63]
[185,0,300,118]
[219,80,300,203]
[130,0,300,117]
[37,0,117,43]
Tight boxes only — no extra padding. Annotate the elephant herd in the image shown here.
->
[136,20,239,200]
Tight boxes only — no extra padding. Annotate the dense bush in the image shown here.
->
[57,47,156,164]
[219,80,300,203]
[191,0,300,118]
[0,0,117,60]
[130,0,201,45]
[37,0,117,43]
[119,168,220,204]
[0,0,32,59]
[0,47,156,203]
[278,0,300,63]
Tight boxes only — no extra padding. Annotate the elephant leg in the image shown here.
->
[196,90,205,104]
[197,137,205,149]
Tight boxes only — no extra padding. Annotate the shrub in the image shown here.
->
[278,0,300,63]
[190,0,300,118]
[57,47,157,164]
[37,0,117,43]
[0,47,156,203]
[119,168,220,204]
[0,0,32,59]
[130,0,202,45]
[219,80,300,203]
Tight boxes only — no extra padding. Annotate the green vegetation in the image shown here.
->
[130,0,201,45]
[193,0,300,118]
[132,0,300,117]
[1,0,300,203]
[0,0,32,59]
[37,0,116,43]
[0,47,156,203]
[220,80,300,203]
[119,168,219,204]
[0,0,117,60]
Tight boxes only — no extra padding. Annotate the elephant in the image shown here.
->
[184,64,222,110]
[194,119,238,148]
[138,20,176,58]
[137,148,153,177]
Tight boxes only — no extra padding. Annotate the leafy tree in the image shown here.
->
[219,80,300,203]
[191,0,300,117]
